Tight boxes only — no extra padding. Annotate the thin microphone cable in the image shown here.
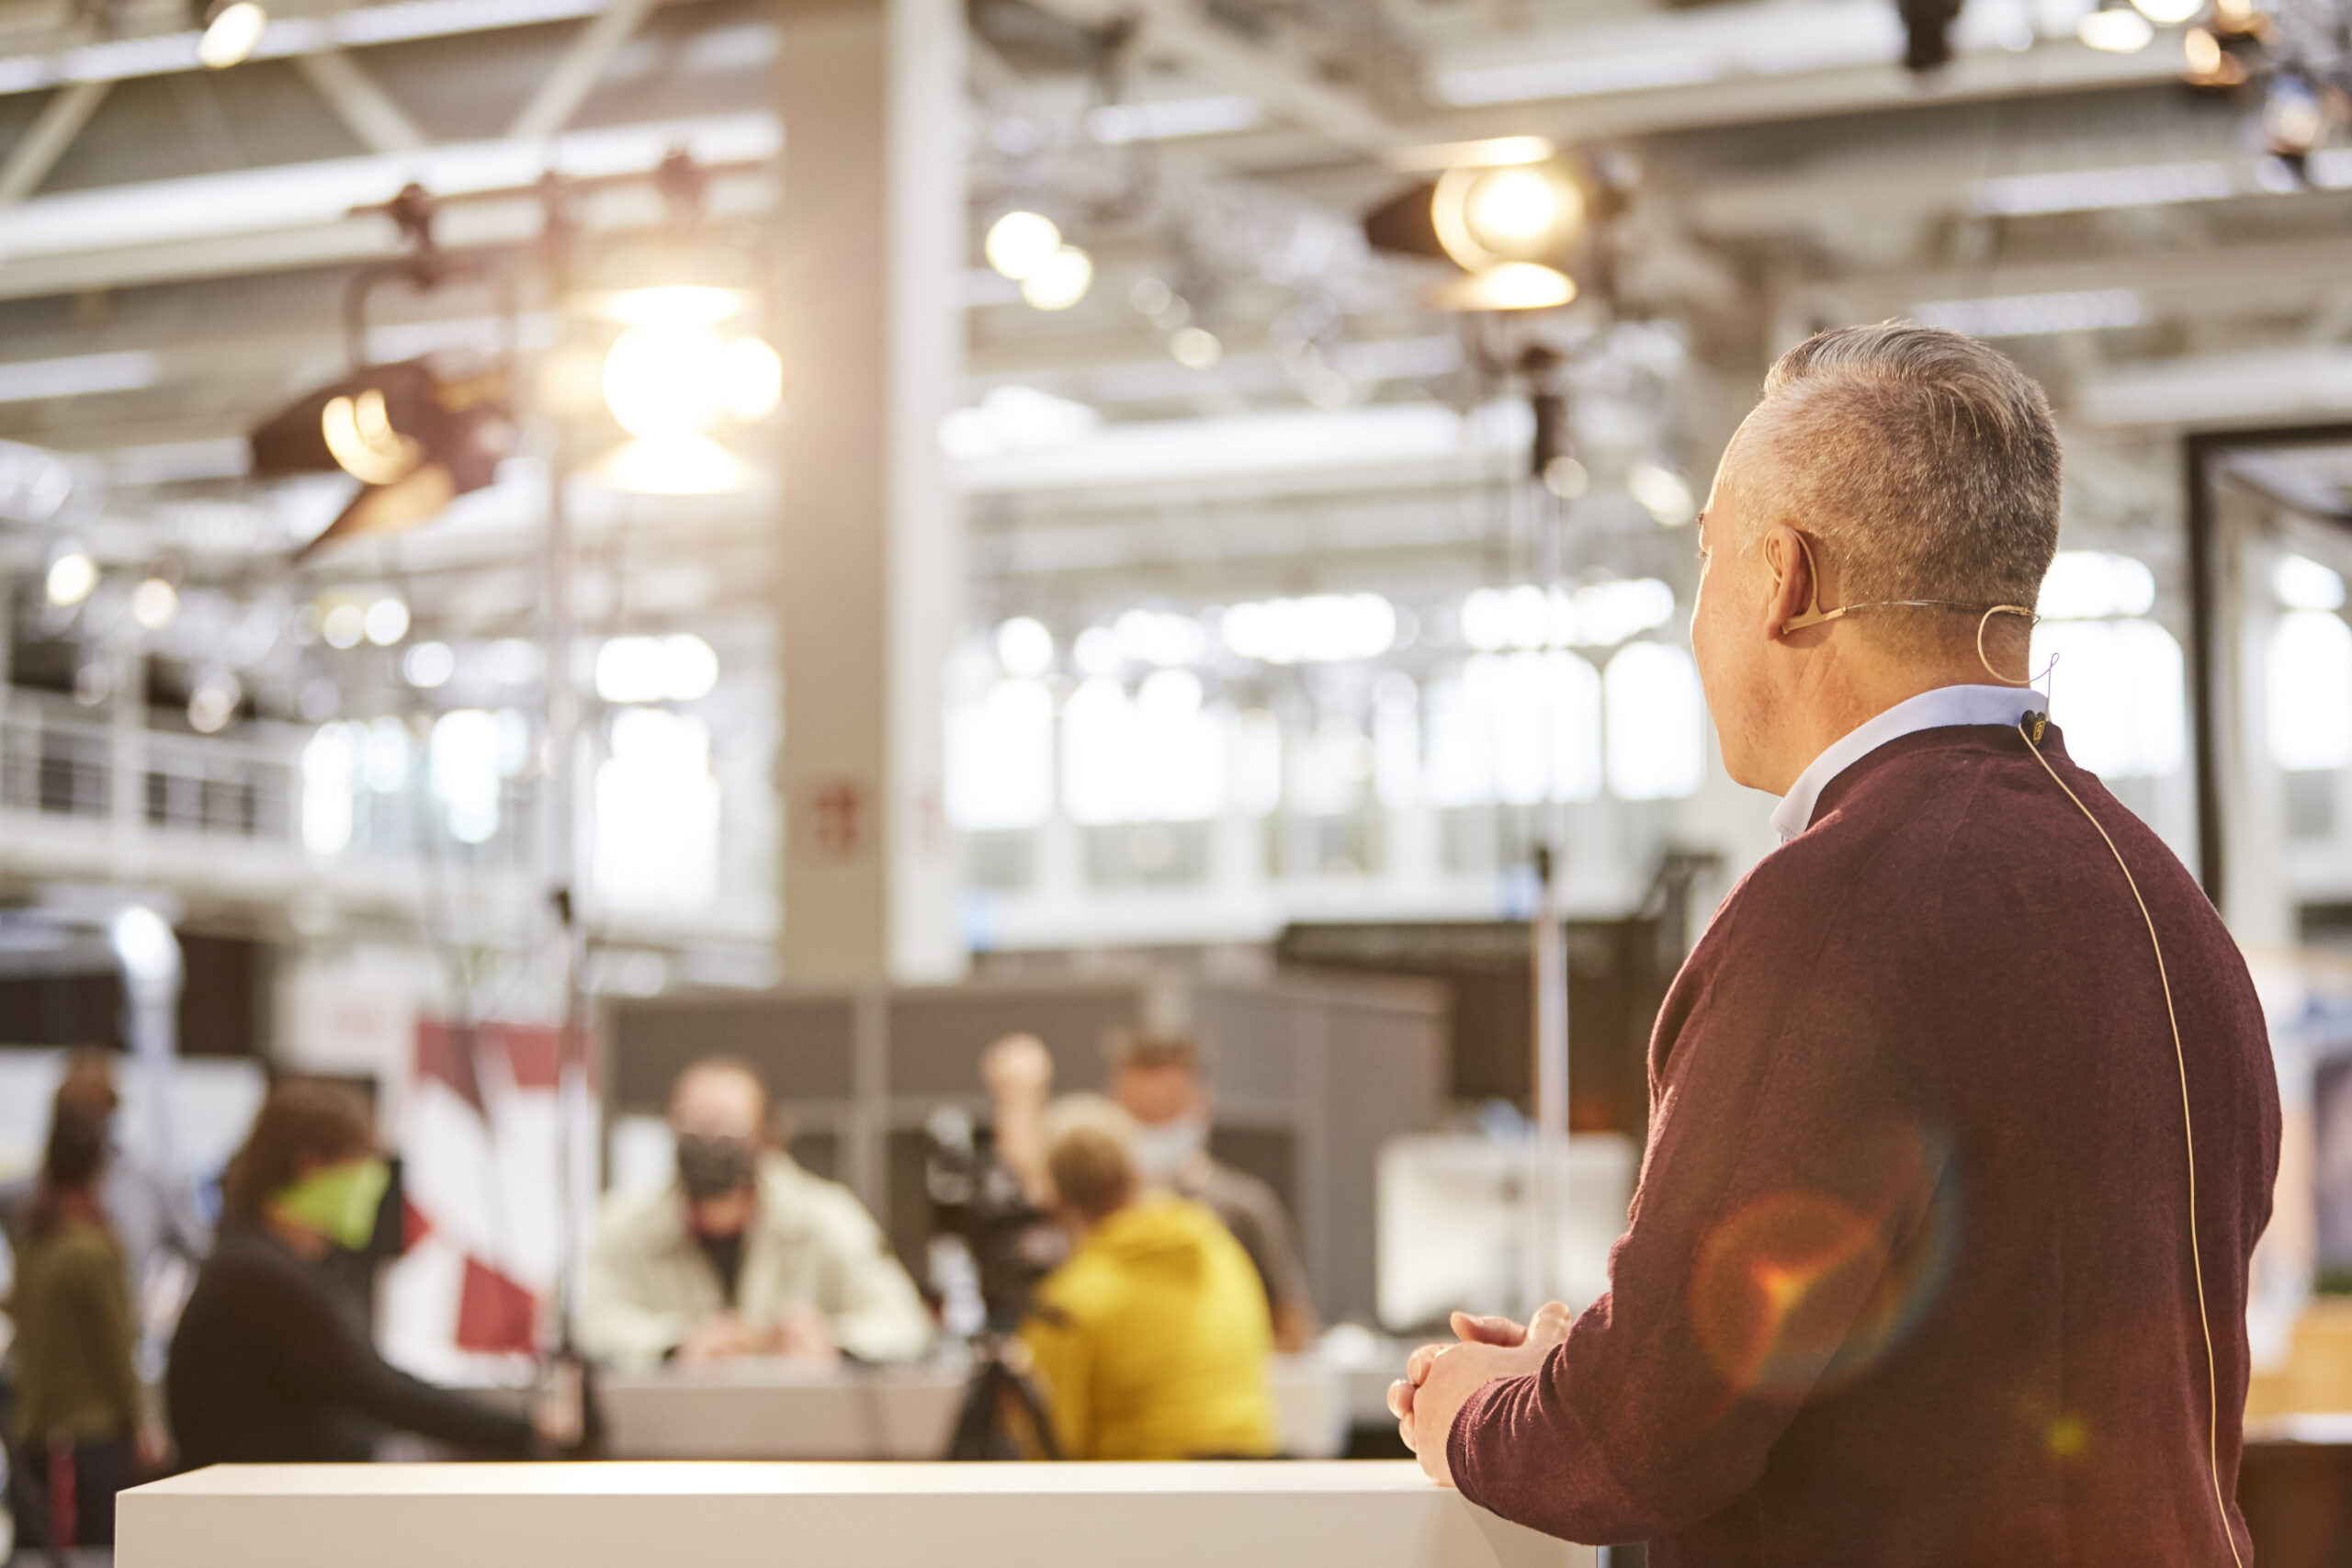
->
[2015,710,2243,1568]
[1977,604,2236,1565]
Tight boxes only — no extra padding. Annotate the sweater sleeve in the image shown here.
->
[268,1258,541,1459]
[1447,889,1949,1544]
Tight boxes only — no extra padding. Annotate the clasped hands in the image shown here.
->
[677,1308,839,1366]
[1387,1300,1576,1486]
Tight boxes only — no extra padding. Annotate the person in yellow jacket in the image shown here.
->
[1017,1094,1277,1461]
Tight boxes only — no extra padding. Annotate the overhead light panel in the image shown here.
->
[2131,0,2202,20]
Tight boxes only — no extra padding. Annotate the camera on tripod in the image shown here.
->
[924,1106,1062,1459]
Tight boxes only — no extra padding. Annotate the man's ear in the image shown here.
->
[1761,525,1815,643]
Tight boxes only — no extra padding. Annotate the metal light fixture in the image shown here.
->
[1362,138,1605,314]
[251,359,515,559]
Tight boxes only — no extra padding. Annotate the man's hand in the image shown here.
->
[1387,1302,1576,1485]
[981,1033,1054,1100]
[763,1308,840,1364]
[677,1311,756,1365]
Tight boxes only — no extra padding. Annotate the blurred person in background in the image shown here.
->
[579,1055,931,1367]
[167,1078,572,1465]
[8,1101,159,1551]
[983,1031,1317,1351]
[0,1049,211,1357]
[1018,1094,1275,1461]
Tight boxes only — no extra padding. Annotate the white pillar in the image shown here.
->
[775,0,966,982]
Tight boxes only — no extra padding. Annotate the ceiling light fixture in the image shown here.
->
[197,0,267,67]
[1020,245,1094,311]
[2079,6,2156,51]
[45,548,96,608]
[985,211,1063,281]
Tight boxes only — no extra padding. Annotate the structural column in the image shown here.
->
[774,0,965,982]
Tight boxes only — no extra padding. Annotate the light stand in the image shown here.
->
[1521,350,1572,1319]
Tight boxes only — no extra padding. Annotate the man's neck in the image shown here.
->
[1764,656,2016,797]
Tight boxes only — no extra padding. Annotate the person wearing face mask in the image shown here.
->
[164,1078,571,1466]
[578,1055,931,1368]
[982,1031,1317,1353]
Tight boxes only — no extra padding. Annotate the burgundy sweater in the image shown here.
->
[1450,723,2280,1564]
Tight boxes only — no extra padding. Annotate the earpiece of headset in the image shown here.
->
[1780,536,2041,672]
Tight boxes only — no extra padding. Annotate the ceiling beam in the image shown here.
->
[292,48,427,153]
[0,111,777,302]
[506,0,659,141]
[1018,0,1402,155]
[0,79,109,205]
[0,0,627,96]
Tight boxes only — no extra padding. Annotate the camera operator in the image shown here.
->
[1016,1095,1274,1461]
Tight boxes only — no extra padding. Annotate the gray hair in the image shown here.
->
[1732,322,2062,624]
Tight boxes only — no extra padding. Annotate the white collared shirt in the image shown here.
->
[1770,684,2044,842]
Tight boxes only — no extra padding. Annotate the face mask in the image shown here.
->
[275,1156,390,1252]
[675,1134,758,1201]
[1129,1117,1209,1186]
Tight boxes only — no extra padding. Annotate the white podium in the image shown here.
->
[119,1461,1594,1568]
[574,1356,1348,1461]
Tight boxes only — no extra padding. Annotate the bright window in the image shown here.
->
[1058,674,1226,825]
[594,708,720,908]
[1425,651,1601,807]
[2268,609,2352,773]
[1603,643,1706,800]
[301,723,356,856]
[2039,619,2188,778]
[946,678,1055,830]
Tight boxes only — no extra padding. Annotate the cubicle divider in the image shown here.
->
[603,971,1449,1325]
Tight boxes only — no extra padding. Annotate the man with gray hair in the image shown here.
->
[1392,324,2278,1563]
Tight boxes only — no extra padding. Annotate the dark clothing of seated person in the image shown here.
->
[166,1079,544,1467]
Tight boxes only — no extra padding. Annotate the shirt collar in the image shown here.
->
[1770,684,2043,842]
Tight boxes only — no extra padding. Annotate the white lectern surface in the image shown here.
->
[119,1461,1593,1568]
[571,1356,1348,1461]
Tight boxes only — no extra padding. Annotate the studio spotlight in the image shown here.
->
[197,0,267,67]
[1431,159,1585,273]
[1363,141,1609,313]
[250,359,515,561]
